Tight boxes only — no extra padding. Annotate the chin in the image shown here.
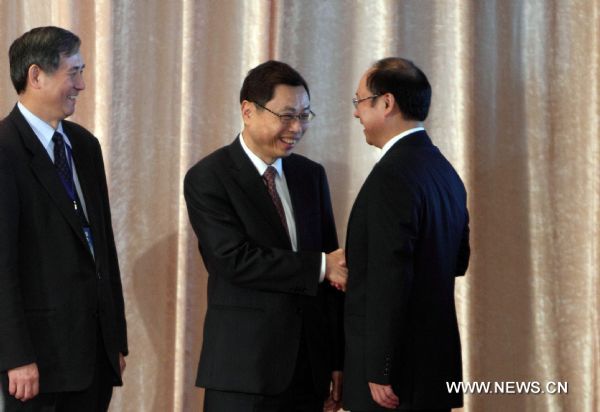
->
[277,150,292,158]
[62,109,75,118]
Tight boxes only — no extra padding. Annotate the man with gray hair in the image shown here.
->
[0,26,127,411]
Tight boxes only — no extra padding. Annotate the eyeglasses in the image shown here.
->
[352,94,380,109]
[253,102,316,124]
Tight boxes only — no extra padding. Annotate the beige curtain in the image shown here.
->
[0,1,598,411]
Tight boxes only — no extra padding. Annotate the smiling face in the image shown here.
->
[241,84,310,164]
[29,51,86,128]
[353,70,386,148]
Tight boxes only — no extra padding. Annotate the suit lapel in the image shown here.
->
[281,157,306,249]
[345,167,372,251]
[227,138,292,249]
[10,107,92,256]
[346,130,433,250]
[64,122,101,261]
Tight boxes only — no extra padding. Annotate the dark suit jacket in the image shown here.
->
[343,131,470,410]
[0,105,128,393]
[184,137,343,397]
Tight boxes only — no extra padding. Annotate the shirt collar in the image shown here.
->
[239,132,283,177]
[379,126,425,160]
[17,101,70,149]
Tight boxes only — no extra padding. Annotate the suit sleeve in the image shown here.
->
[318,165,345,371]
[0,147,36,371]
[94,140,128,355]
[364,167,419,384]
[455,210,470,277]
[184,162,322,296]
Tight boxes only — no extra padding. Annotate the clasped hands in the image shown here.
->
[325,248,347,292]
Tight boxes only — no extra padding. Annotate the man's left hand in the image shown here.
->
[368,382,399,409]
[323,371,343,411]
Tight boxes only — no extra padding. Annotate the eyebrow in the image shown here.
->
[281,105,310,112]
[68,64,86,71]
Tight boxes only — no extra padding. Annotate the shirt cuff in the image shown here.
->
[319,252,326,283]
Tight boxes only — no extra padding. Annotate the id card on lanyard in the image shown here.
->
[60,142,95,258]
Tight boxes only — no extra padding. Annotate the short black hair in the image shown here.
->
[9,26,81,94]
[239,60,310,106]
[367,57,431,121]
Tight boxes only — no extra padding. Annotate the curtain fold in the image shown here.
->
[0,1,597,411]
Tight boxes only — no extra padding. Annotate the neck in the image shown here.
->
[376,119,421,148]
[241,131,276,165]
[19,94,60,129]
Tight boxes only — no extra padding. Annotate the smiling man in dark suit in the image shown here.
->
[184,60,347,412]
[342,58,470,412]
[0,26,127,411]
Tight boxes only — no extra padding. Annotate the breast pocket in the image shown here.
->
[296,212,322,248]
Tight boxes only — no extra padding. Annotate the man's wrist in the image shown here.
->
[319,252,326,282]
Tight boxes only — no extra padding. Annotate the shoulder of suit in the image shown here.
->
[62,119,96,141]
[285,152,324,173]
[0,116,13,138]
[0,114,24,151]
[193,144,230,168]
[185,144,231,183]
[370,149,426,189]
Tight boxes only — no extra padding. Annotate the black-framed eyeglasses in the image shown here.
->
[253,102,316,124]
[352,94,380,109]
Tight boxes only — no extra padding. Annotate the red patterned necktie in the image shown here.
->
[262,166,290,239]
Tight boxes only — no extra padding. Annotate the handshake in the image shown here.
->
[325,248,348,292]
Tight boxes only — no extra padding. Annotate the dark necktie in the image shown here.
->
[262,166,290,239]
[52,131,74,189]
[52,131,95,256]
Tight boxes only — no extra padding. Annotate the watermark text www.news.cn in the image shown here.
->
[447,381,568,395]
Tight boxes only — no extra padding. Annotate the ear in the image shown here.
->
[241,100,254,124]
[382,93,396,116]
[26,64,44,90]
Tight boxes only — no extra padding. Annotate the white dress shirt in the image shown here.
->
[17,101,89,220]
[239,133,326,281]
[379,126,425,160]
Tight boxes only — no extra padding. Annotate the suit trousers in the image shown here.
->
[1,323,115,412]
[352,409,450,412]
[204,332,324,412]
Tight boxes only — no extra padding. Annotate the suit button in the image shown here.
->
[296,308,303,315]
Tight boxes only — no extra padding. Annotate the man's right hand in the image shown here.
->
[8,362,39,401]
[325,248,348,291]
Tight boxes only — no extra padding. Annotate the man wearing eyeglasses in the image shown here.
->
[342,58,470,411]
[184,60,347,411]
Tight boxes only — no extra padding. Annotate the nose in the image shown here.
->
[75,72,85,91]
[353,107,360,118]
[288,118,303,133]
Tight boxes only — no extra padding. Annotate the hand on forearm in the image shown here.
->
[8,362,39,401]
[325,249,347,292]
